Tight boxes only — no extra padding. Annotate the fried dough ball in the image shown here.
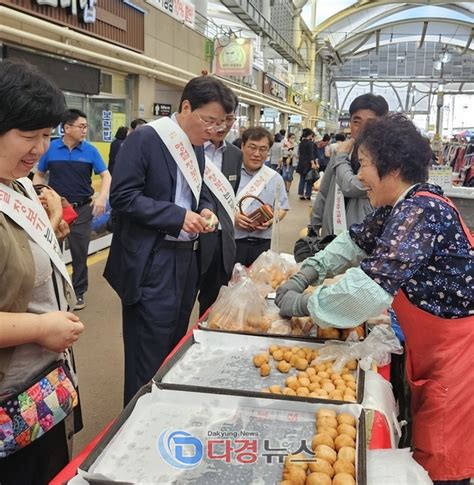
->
[269,345,279,355]
[296,358,309,371]
[318,426,338,440]
[317,327,340,339]
[322,382,336,393]
[290,354,299,367]
[337,424,357,440]
[306,367,317,376]
[337,414,356,427]
[260,363,271,377]
[269,384,281,394]
[328,391,344,401]
[332,472,356,485]
[334,434,356,451]
[317,416,338,429]
[308,391,320,398]
[342,374,355,382]
[283,387,297,396]
[317,371,330,380]
[299,377,311,387]
[296,349,307,358]
[282,465,307,485]
[297,387,310,397]
[305,472,332,485]
[333,378,345,387]
[253,354,268,367]
[273,350,284,361]
[343,395,357,403]
[311,433,335,450]
[297,371,309,378]
[317,409,337,419]
[283,350,293,362]
[309,383,320,392]
[314,444,337,464]
[334,460,356,477]
[338,446,356,464]
[284,453,309,471]
[346,360,358,371]
[307,457,334,477]
[310,375,322,384]
[278,361,292,373]
[287,376,300,390]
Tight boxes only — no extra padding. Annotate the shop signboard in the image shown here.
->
[213,38,253,77]
[263,107,279,120]
[263,74,287,101]
[146,0,195,27]
[153,103,172,117]
[102,110,113,142]
[289,115,302,124]
[36,0,97,23]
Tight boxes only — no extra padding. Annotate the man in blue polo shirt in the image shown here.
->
[34,109,111,310]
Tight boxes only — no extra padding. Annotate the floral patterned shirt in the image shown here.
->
[349,184,474,318]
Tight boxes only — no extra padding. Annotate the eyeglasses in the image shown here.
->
[245,144,269,155]
[67,123,88,131]
[194,112,226,132]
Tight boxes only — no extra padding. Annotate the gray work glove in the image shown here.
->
[278,291,311,318]
[274,266,318,306]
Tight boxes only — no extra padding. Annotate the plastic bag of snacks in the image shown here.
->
[207,278,269,332]
[315,324,403,373]
[248,250,299,291]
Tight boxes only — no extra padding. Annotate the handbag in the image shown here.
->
[0,359,78,458]
[305,168,320,184]
[33,184,78,225]
[293,227,336,263]
[238,195,273,228]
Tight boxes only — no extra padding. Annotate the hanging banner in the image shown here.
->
[213,38,253,77]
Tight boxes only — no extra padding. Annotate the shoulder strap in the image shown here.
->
[415,191,474,248]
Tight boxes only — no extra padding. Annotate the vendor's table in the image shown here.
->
[50,326,394,485]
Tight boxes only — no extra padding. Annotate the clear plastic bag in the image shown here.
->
[207,278,268,332]
[314,324,404,373]
[248,250,298,291]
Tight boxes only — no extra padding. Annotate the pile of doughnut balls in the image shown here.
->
[280,408,357,485]
[253,345,357,402]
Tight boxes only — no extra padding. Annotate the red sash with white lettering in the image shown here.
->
[204,156,236,223]
[148,117,202,203]
[0,178,75,308]
[236,165,276,213]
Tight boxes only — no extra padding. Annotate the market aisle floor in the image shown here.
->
[71,182,313,455]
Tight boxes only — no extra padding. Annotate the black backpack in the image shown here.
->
[293,228,336,263]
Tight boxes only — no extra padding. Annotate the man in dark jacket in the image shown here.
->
[296,128,316,200]
[104,77,236,405]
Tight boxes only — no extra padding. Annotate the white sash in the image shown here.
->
[333,182,347,235]
[204,156,236,223]
[148,117,202,203]
[236,165,276,213]
[0,178,76,308]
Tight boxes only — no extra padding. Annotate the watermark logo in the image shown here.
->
[157,429,203,469]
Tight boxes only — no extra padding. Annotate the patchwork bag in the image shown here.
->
[0,360,78,458]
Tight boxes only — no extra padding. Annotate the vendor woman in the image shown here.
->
[276,114,474,485]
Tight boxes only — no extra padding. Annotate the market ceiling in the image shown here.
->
[314,1,473,64]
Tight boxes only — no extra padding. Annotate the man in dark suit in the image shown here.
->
[198,101,243,316]
[104,77,237,405]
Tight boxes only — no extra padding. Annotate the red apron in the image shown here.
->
[392,191,474,481]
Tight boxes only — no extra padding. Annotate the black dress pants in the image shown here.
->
[122,244,199,406]
[68,203,92,297]
[235,238,271,267]
[198,233,232,317]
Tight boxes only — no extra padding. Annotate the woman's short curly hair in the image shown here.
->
[356,114,432,184]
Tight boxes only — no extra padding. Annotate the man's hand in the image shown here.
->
[337,138,355,155]
[182,210,206,233]
[91,196,107,216]
[36,311,84,352]
[235,212,255,231]
[275,266,319,306]
[254,219,273,231]
[278,291,310,318]
[200,209,218,233]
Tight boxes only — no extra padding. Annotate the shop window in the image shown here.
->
[101,73,113,94]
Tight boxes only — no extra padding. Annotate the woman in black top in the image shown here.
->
[296,128,317,200]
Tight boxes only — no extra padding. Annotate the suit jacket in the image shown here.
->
[200,142,242,276]
[103,126,213,305]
